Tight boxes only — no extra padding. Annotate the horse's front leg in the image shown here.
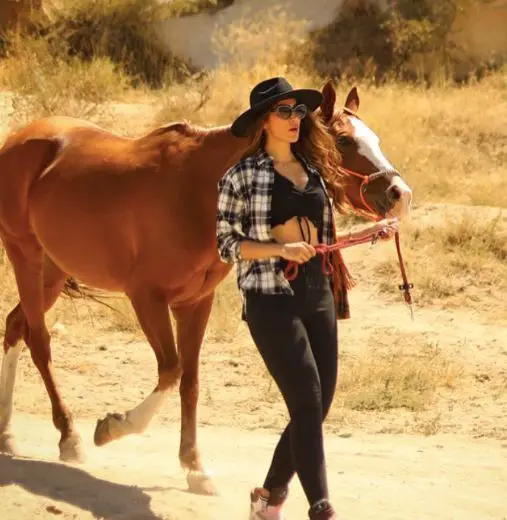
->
[172,292,216,496]
[94,286,180,446]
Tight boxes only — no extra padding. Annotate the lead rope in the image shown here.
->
[395,231,414,320]
[284,230,415,320]
[296,216,312,244]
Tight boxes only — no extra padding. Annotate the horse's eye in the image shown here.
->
[337,135,354,147]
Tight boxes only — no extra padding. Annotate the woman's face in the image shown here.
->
[263,98,307,144]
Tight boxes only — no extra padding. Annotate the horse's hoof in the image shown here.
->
[187,469,219,496]
[0,432,19,456]
[59,434,85,463]
[94,412,125,446]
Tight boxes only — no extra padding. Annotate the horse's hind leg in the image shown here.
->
[172,293,216,495]
[0,256,69,456]
[1,240,83,462]
[0,342,22,455]
[94,286,181,446]
[0,301,31,455]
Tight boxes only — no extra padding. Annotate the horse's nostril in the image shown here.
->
[388,185,402,201]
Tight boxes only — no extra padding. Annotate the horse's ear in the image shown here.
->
[345,87,360,113]
[320,79,336,123]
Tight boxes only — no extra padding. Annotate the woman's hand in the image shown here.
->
[352,218,398,242]
[372,218,399,241]
[279,242,316,264]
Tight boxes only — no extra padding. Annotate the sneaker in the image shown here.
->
[308,499,338,520]
[249,487,287,520]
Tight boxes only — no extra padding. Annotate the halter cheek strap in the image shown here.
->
[339,166,401,220]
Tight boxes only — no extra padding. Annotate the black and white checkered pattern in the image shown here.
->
[216,149,335,296]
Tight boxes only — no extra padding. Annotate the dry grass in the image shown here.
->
[199,326,465,430]
[0,34,131,127]
[31,0,194,88]
[167,0,234,17]
[203,325,466,436]
[205,274,243,342]
[335,332,463,413]
[369,210,507,311]
[154,9,313,127]
[0,250,18,323]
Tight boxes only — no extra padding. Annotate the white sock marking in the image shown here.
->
[122,389,169,435]
[0,345,22,434]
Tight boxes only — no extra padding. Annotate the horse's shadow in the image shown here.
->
[0,454,170,519]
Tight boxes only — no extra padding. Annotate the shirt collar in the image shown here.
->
[255,149,272,166]
[295,152,318,175]
[254,148,318,177]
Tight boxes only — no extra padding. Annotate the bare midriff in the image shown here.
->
[270,217,320,246]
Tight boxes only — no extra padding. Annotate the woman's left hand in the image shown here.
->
[368,218,399,241]
[377,224,398,241]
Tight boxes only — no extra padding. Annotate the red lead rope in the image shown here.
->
[283,230,415,319]
[283,233,375,280]
[394,231,414,311]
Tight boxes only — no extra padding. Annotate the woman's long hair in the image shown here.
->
[241,110,346,214]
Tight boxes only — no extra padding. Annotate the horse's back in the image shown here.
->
[1,116,100,149]
[0,115,217,295]
[0,116,138,240]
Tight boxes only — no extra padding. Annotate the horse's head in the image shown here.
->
[319,81,412,221]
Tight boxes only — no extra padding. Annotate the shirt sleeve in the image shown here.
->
[216,167,247,264]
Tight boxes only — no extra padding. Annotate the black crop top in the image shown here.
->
[271,169,326,241]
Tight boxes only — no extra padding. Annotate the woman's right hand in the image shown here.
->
[279,242,316,264]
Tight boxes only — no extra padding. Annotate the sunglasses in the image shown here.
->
[270,103,308,120]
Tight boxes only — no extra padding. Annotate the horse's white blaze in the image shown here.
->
[123,389,169,435]
[350,116,412,216]
[349,116,394,170]
[0,345,22,433]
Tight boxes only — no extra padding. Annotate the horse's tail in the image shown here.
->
[61,277,121,313]
[0,135,62,235]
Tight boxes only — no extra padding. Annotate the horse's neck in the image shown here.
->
[197,125,253,183]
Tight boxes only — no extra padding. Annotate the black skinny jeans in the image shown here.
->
[244,256,338,506]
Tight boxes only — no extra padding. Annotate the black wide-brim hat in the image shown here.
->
[231,77,323,138]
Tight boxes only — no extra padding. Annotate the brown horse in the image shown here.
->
[0,81,412,493]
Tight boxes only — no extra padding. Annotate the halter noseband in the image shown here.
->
[339,166,401,220]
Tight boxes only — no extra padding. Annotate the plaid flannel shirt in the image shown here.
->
[216,148,336,296]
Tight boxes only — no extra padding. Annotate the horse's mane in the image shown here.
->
[143,121,232,142]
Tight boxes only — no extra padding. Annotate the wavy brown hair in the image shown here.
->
[241,109,346,214]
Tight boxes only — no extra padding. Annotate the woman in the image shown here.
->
[216,77,398,520]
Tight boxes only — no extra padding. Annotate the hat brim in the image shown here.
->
[231,88,323,138]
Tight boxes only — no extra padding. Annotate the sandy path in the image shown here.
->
[1,414,506,520]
